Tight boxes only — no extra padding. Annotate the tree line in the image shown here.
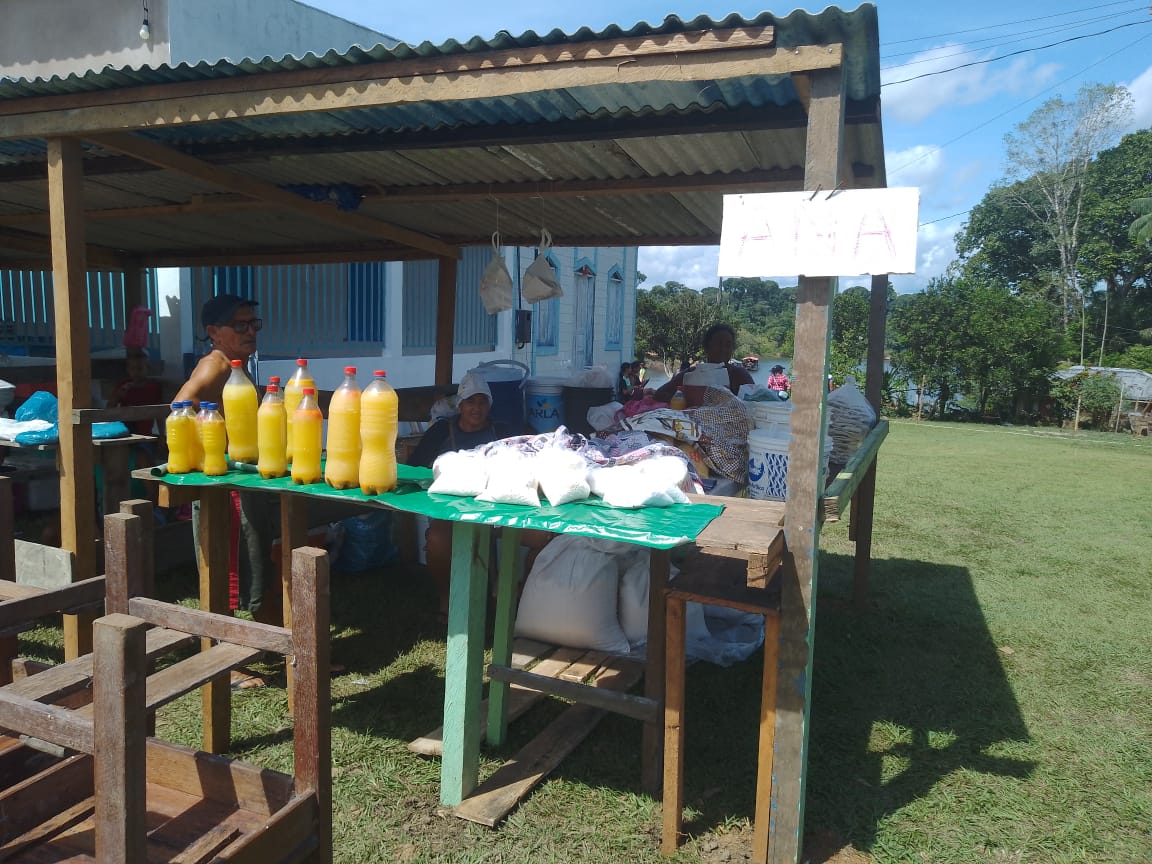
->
[636,82,1152,427]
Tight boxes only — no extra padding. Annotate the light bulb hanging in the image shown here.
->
[139,0,151,41]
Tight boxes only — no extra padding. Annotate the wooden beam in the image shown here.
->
[774,65,845,864]
[86,132,459,260]
[0,226,126,270]
[821,420,889,520]
[435,256,458,387]
[47,137,98,661]
[4,43,840,140]
[0,28,777,124]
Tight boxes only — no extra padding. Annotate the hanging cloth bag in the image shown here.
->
[479,233,514,314]
[522,229,563,303]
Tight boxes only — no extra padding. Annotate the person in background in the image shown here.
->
[617,362,635,402]
[654,322,755,402]
[409,373,550,622]
[766,364,791,394]
[174,294,275,688]
[631,359,647,387]
[110,348,165,435]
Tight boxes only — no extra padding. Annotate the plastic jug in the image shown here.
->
[222,359,259,463]
[283,358,314,463]
[669,389,687,411]
[325,366,361,490]
[359,370,398,495]
[257,383,288,479]
[199,402,229,476]
[165,401,193,474]
[291,387,323,485]
[182,400,204,472]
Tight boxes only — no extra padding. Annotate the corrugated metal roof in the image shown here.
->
[1055,366,1152,401]
[0,5,885,265]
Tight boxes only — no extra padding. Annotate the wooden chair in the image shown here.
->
[661,507,785,864]
[0,507,332,863]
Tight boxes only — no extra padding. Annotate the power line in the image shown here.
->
[881,7,1147,65]
[882,19,1152,87]
[887,27,1152,181]
[881,0,1142,46]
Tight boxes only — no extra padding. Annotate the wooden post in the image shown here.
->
[198,487,232,753]
[851,274,888,607]
[93,612,148,864]
[119,499,155,600]
[280,496,307,713]
[435,254,458,387]
[661,594,687,854]
[290,547,332,864]
[0,477,16,686]
[47,137,97,660]
[103,512,146,615]
[774,65,845,864]
[122,263,146,313]
[752,611,781,864]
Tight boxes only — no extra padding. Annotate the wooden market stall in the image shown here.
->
[0,7,889,862]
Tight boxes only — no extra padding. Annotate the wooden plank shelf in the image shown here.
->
[822,419,889,522]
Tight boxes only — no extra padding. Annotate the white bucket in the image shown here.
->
[524,377,566,433]
[747,400,793,435]
[748,429,790,501]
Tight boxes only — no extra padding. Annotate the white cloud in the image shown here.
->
[636,246,720,289]
[885,144,943,190]
[882,44,1060,124]
[1124,64,1152,132]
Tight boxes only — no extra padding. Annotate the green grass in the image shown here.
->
[16,421,1152,863]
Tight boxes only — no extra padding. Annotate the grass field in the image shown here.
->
[17,421,1152,863]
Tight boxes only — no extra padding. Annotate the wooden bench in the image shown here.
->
[0,508,333,863]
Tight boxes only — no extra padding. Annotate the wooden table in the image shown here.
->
[133,468,731,802]
[0,433,156,515]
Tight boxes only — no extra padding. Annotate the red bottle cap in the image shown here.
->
[230,359,242,367]
[266,384,279,393]
[303,387,315,395]
[296,358,308,366]
[344,366,357,375]
[269,376,281,384]
[374,370,386,377]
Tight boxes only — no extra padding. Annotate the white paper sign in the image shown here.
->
[718,188,920,277]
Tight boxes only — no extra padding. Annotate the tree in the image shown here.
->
[635,286,722,372]
[1002,83,1133,337]
[829,285,870,383]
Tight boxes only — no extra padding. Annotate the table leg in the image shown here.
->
[440,522,490,806]
[280,497,307,713]
[198,487,231,753]
[101,444,131,516]
[661,594,687,854]
[0,476,16,686]
[487,527,521,748]
[752,611,781,864]
[643,548,670,796]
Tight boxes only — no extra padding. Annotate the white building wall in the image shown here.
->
[0,0,172,80]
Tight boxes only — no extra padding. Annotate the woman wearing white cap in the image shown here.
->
[408,372,513,622]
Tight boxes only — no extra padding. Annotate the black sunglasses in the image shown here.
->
[222,318,263,334]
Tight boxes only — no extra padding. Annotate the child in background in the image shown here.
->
[110,348,164,436]
[766,364,791,394]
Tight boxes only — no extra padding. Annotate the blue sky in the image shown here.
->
[306,1,1152,292]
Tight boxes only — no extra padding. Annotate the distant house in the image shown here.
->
[1054,366,1152,407]
[0,0,639,395]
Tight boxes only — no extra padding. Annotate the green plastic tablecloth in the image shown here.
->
[147,462,722,550]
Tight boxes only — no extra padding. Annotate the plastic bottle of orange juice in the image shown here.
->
[165,401,193,474]
[283,359,314,463]
[325,366,361,489]
[359,370,399,495]
[222,359,259,463]
[182,400,204,472]
[257,383,288,479]
[199,402,229,476]
[291,387,323,485]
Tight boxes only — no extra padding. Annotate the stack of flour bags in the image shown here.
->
[427,444,691,509]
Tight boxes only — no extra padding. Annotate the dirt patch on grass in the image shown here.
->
[692,827,870,863]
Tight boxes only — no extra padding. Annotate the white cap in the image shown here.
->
[457,371,493,405]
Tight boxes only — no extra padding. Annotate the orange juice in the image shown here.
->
[257,383,288,479]
[183,400,204,472]
[222,359,259,463]
[359,370,399,495]
[283,359,314,463]
[165,402,193,474]
[325,366,361,490]
[291,387,323,485]
[199,402,229,476]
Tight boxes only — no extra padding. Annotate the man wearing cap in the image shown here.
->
[174,296,276,685]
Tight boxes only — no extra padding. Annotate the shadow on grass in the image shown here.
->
[803,552,1035,855]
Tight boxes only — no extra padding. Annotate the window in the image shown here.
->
[534,253,560,354]
[605,267,624,350]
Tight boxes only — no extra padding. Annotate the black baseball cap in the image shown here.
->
[201,294,258,330]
